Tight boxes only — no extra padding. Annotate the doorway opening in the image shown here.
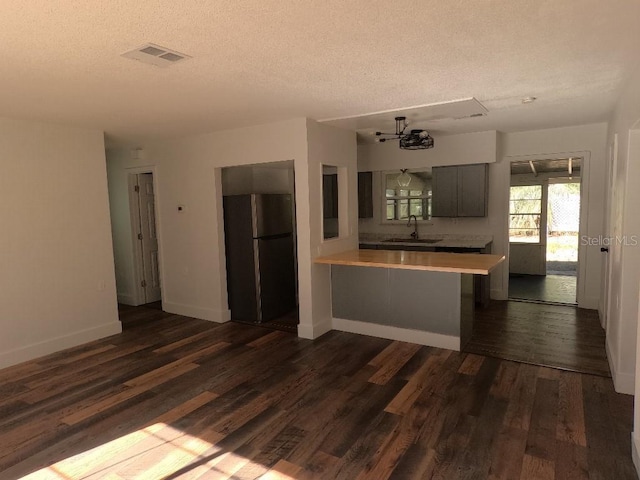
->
[129,172,162,307]
[220,161,299,333]
[508,158,582,305]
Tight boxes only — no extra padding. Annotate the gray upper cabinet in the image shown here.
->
[432,163,488,217]
[432,166,459,217]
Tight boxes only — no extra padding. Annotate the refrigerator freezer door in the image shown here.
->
[223,195,259,321]
[252,194,293,238]
[256,235,296,321]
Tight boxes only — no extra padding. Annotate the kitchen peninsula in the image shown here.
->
[315,249,504,351]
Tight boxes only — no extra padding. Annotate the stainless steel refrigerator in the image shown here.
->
[223,194,296,322]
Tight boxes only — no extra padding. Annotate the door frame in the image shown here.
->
[602,134,618,329]
[503,150,591,307]
[126,166,163,306]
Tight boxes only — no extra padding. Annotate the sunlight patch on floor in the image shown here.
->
[18,423,298,479]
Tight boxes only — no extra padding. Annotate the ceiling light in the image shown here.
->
[397,169,412,187]
[522,96,537,104]
[375,117,434,150]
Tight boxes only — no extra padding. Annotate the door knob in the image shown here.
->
[601,247,609,252]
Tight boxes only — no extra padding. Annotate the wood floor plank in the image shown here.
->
[524,377,559,462]
[458,353,485,375]
[556,372,587,446]
[1,303,635,480]
[487,425,528,480]
[63,361,200,425]
[503,363,538,431]
[367,342,421,385]
[385,348,451,415]
[554,440,589,480]
[519,453,555,480]
[262,459,303,479]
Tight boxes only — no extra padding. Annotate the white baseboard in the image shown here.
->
[606,335,635,395]
[298,319,332,340]
[633,433,640,479]
[162,301,230,323]
[117,293,139,306]
[0,321,122,370]
[332,318,460,351]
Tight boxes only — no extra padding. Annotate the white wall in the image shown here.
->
[358,130,497,171]
[604,65,640,400]
[106,150,137,304]
[304,120,359,338]
[0,117,120,368]
[106,118,357,338]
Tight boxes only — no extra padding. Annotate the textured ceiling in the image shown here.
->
[0,0,638,146]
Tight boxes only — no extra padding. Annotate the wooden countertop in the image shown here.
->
[314,249,505,275]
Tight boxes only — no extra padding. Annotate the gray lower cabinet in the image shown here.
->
[432,163,488,217]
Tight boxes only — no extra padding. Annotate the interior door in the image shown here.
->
[136,173,161,303]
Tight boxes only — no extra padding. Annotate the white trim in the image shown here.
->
[502,150,592,308]
[117,293,139,306]
[332,317,460,351]
[0,322,122,370]
[298,319,332,340]
[632,433,640,479]
[606,334,635,395]
[162,301,230,323]
[127,173,144,305]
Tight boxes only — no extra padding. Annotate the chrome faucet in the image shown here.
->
[408,215,418,239]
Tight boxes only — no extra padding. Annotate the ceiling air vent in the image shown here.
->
[122,43,191,68]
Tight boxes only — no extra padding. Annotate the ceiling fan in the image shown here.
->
[375,116,434,150]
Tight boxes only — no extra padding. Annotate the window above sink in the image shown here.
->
[383,169,432,223]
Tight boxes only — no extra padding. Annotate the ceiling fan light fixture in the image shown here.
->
[397,169,412,187]
[375,116,434,150]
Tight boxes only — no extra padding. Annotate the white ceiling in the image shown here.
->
[1,0,638,147]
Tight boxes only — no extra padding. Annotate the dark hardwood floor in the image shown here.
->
[509,274,577,305]
[465,301,611,377]
[0,304,634,479]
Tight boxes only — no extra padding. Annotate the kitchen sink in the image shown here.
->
[383,238,442,244]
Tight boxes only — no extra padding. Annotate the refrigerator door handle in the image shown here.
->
[253,238,263,322]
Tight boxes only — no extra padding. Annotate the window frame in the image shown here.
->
[381,169,433,224]
[509,183,545,244]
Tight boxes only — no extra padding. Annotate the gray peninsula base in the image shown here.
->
[331,265,474,350]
